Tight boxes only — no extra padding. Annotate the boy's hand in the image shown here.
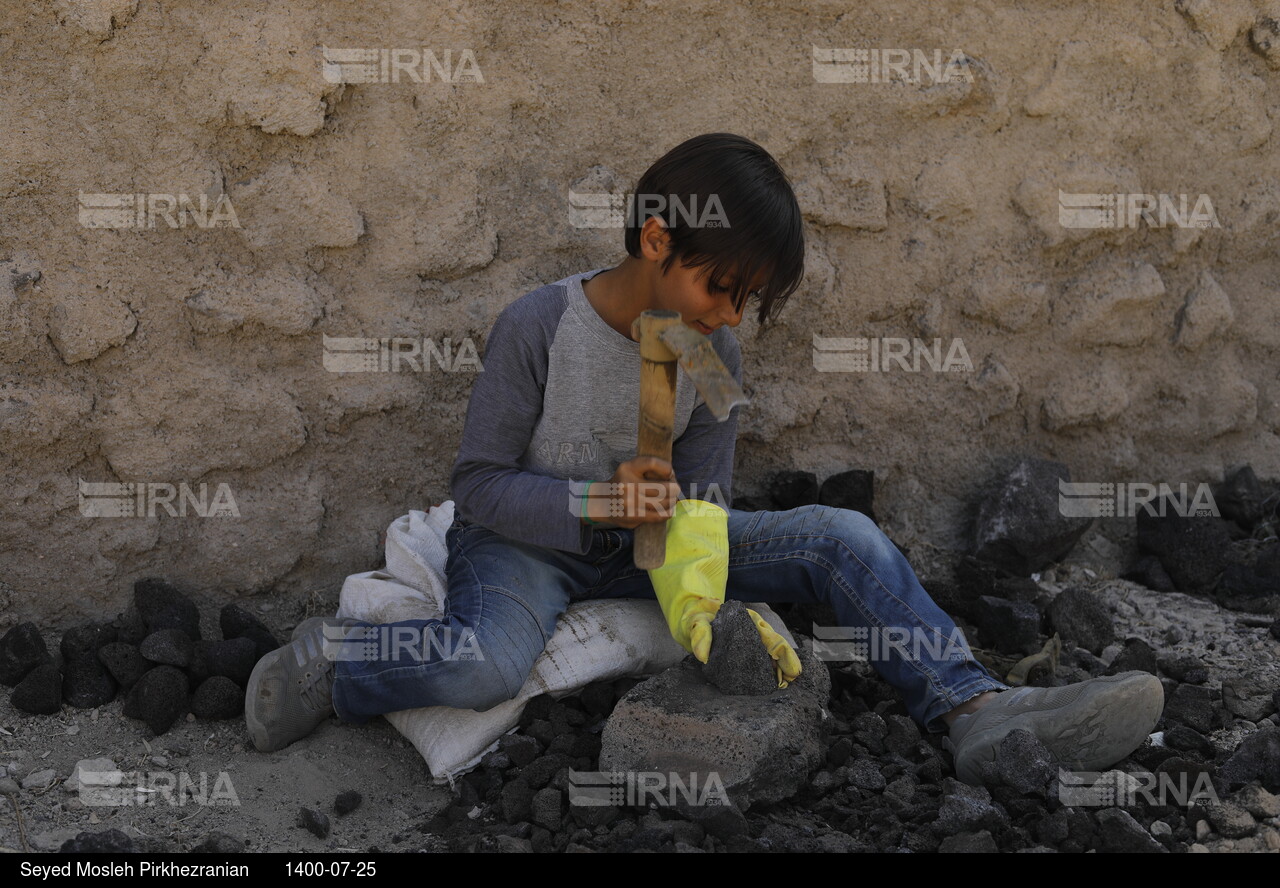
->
[584,456,682,529]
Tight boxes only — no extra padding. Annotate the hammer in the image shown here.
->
[630,310,750,569]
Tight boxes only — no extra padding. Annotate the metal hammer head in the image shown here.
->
[655,323,749,421]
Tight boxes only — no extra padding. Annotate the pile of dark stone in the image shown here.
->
[415,648,1279,853]
[0,578,278,734]
[1126,465,1280,614]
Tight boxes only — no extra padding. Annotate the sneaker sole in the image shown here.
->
[243,648,283,752]
[954,671,1164,784]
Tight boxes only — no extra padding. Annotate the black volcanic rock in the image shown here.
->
[219,603,280,660]
[122,665,190,735]
[970,458,1092,575]
[11,663,62,714]
[134,578,202,640]
[0,622,52,686]
[62,658,118,708]
[818,470,876,524]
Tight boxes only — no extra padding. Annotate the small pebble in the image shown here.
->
[334,790,362,816]
[297,807,330,839]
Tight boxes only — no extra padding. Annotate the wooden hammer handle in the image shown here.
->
[632,311,681,569]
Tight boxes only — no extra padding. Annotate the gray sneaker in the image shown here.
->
[944,671,1164,786]
[244,618,359,753]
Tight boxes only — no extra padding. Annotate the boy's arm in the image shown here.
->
[449,297,596,554]
[670,330,742,510]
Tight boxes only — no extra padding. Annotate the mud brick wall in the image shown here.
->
[1,1,1277,624]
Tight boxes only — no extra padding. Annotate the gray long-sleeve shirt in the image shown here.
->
[449,267,743,554]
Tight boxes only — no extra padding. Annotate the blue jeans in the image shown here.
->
[331,505,1006,730]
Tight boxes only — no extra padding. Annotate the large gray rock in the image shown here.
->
[599,640,830,810]
[970,458,1092,575]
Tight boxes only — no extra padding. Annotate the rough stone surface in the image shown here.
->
[334,790,362,816]
[1105,637,1158,677]
[1218,727,1280,792]
[59,622,119,664]
[66,757,119,793]
[499,733,543,768]
[1232,785,1280,819]
[96,643,149,690]
[931,779,1008,837]
[599,640,830,809]
[219,603,282,660]
[531,787,563,831]
[1222,672,1278,723]
[134,579,202,640]
[140,629,194,668]
[1047,587,1115,654]
[975,595,1042,653]
[1164,683,1218,734]
[701,601,777,695]
[121,665,190,735]
[1136,511,1232,593]
[0,622,53,686]
[1200,801,1257,839]
[60,829,137,853]
[1213,466,1268,530]
[11,662,62,714]
[190,676,244,720]
[817,470,876,523]
[297,807,331,839]
[768,471,819,510]
[1158,653,1209,685]
[970,458,1093,575]
[61,658,118,708]
[1095,808,1167,853]
[978,729,1055,796]
[938,830,999,853]
[188,637,257,686]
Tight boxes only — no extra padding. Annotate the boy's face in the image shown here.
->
[641,220,765,334]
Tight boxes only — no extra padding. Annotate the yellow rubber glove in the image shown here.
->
[647,499,802,688]
[745,607,804,688]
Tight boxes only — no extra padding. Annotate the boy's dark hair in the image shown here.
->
[624,133,804,327]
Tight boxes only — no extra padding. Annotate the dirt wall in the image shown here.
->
[1,0,1278,625]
